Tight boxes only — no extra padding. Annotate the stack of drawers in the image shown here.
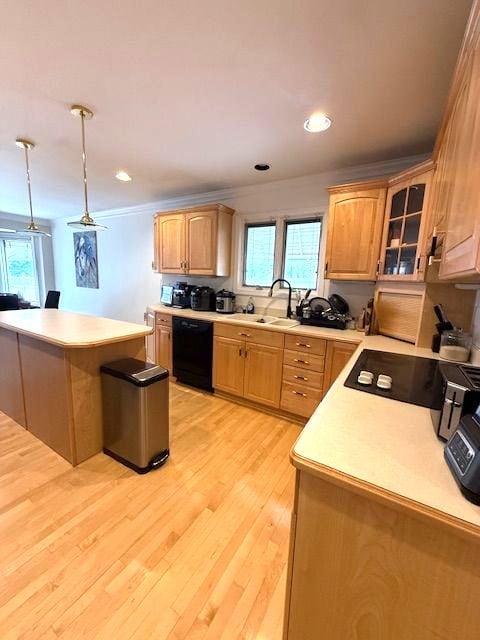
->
[280,334,326,418]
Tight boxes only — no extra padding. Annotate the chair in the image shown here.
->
[44,290,60,309]
[0,293,19,311]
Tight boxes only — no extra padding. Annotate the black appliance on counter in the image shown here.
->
[297,294,348,330]
[215,289,236,314]
[172,316,213,391]
[431,362,480,441]
[172,282,193,308]
[445,405,480,505]
[344,349,443,409]
[191,286,216,312]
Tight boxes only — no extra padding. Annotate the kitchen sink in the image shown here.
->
[223,314,278,324]
[268,319,299,328]
[222,314,299,328]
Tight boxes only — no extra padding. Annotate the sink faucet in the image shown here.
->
[268,279,293,319]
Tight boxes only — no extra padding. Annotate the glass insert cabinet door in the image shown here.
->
[380,179,429,279]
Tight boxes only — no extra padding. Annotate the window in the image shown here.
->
[241,215,323,291]
[282,219,322,289]
[243,223,276,286]
[0,237,39,304]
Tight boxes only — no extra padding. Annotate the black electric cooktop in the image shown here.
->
[344,349,443,409]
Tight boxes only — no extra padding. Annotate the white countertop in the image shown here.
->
[292,335,480,535]
[147,304,362,343]
[0,309,152,348]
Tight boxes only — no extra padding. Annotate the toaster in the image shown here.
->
[445,406,480,505]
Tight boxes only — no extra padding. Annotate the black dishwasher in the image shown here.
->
[172,316,213,391]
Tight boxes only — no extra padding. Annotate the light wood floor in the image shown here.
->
[0,382,301,639]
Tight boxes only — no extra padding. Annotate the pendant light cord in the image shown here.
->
[23,146,35,226]
[80,110,89,215]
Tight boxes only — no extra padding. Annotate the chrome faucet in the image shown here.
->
[268,279,293,319]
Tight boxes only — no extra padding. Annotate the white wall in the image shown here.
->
[52,154,427,324]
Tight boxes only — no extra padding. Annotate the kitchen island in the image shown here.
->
[283,336,480,640]
[0,309,151,465]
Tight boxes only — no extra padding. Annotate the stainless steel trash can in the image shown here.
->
[100,358,169,474]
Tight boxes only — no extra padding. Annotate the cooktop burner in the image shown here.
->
[344,349,443,408]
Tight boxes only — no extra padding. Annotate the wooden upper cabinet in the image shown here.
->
[185,211,217,275]
[378,162,434,282]
[424,4,480,281]
[325,181,387,280]
[157,214,185,274]
[153,204,234,276]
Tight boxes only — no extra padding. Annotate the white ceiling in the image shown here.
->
[0,0,473,220]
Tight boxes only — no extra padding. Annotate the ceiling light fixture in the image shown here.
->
[67,104,107,230]
[254,163,270,171]
[115,170,132,182]
[304,114,332,133]
[15,138,52,237]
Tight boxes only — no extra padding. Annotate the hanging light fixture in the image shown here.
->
[67,104,107,230]
[15,138,51,237]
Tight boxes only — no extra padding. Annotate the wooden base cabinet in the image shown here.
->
[324,340,357,393]
[213,324,284,409]
[284,470,480,640]
[213,336,245,397]
[144,311,172,371]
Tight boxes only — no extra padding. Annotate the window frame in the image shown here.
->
[0,234,42,305]
[242,221,277,288]
[236,210,325,297]
[280,217,322,291]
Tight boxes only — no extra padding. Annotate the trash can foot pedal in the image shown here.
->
[103,448,170,474]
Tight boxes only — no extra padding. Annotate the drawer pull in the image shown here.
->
[238,332,251,337]
[294,375,307,381]
[292,391,307,397]
[296,342,311,348]
[294,358,309,365]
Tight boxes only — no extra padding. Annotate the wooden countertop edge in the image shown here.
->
[290,448,480,543]
[0,322,152,349]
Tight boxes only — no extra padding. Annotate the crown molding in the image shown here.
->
[55,153,429,223]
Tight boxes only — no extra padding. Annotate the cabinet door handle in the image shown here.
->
[292,391,307,397]
[324,261,328,277]
[239,347,243,357]
[294,375,308,381]
[294,358,309,365]
[296,342,311,348]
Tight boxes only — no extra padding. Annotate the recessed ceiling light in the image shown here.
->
[115,170,132,182]
[304,114,332,133]
[254,163,270,171]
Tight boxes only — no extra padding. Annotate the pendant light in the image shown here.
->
[15,138,52,237]
[67,104,107,230]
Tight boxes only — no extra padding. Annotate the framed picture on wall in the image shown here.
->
[73,230,99,288]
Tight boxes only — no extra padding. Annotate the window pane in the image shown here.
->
[244,224,276,286]
[283,219,321,289]
[2,239,38,303]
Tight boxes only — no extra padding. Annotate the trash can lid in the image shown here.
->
[100,358,169,387]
